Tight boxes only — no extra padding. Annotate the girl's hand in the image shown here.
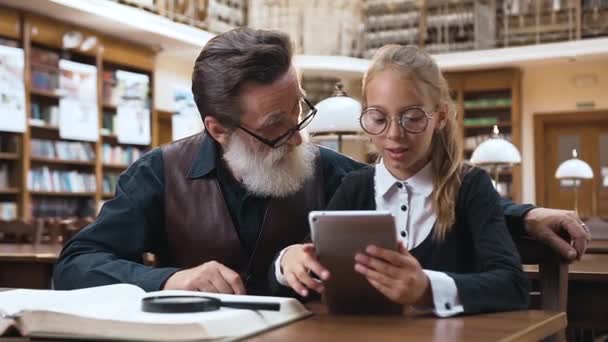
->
[280,243,330,297]
[354,243,432,306]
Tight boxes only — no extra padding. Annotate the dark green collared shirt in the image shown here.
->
[53,137,366,291]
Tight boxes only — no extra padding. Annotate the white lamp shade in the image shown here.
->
[555,158,594,179]
[470,138,522,165]
[307,96,362,133]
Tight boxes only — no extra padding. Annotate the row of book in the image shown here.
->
[31,198,95,218]
[31,139,96,162]
[0,135,19,153]
[101,112,116,135]
[102,144,145,166]
[463,117,499,126]
[0,164,10,189]
[463,98,512,109]
[0,202,17,221]
[30,103,60,127]
[102,173,120,194]
[464,134,512,151]
[28,167,96,193]
[30,48,60,93]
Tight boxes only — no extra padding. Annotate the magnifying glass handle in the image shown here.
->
[220,301,281,311]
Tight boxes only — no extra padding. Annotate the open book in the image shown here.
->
[0,284,311,341]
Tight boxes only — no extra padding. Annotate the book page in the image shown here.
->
[0,284,144,316]
[0,284,311,340]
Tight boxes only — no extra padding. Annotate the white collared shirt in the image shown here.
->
[375,160,463,317]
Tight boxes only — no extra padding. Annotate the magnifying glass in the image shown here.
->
[141,296,281,313]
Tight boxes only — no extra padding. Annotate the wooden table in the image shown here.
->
[248,305,566,341]
[3,307,567,342]
[0,243,62,289]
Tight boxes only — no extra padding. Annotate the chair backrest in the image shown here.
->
[516,237,568,342]
[0,219,43,245]
[584,216,608,240]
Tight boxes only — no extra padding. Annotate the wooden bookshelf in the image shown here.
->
[0,11,158,221]
[445,69,522,202]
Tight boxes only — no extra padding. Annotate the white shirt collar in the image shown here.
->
[375,159,434,198]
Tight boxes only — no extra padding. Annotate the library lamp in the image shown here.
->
[555,149,594,213]
[307,83,362,152]
[470,125,521,192]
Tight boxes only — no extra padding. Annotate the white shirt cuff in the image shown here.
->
[274,246,291,286]
[423,270,464,317]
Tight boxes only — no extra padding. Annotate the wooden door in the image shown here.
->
[537,112,608,219]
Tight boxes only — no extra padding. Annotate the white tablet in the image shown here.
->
[309,210,402,315]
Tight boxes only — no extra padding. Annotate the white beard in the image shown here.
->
[222,132,317,198]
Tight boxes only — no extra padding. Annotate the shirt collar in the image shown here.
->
[188,134,219,179]
[375,159,434,197]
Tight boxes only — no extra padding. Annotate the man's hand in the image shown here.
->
[163,261,246,294]
[280,243,329,297]
[525,208,592,261]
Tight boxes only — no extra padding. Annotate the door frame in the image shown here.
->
[534,109,608,207]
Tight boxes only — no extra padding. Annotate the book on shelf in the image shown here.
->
[28,167,96,193]
[30,47,60,93]
[0,164,9,189]
[0,284,311,341]
[31,139,95,162]
[31,198,95,218]
[103,173,120,194]
[0,202,17,221]
[30,103,59,127]
[463,98,511,108]
[103,144,145,166]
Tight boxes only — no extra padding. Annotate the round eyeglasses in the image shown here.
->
[359,106,433,135]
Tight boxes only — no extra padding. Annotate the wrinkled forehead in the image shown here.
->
[240,67,302,121]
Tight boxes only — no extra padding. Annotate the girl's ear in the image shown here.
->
[434,104,449,131]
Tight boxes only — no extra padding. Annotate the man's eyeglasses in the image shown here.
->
[359,106,433,135]
[237,97,317,149]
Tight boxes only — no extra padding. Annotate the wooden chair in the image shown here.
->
[516,237,569,342]
[0,219,44,245]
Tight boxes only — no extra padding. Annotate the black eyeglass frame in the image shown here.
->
[359,105,434,135]
[236,97,317,148]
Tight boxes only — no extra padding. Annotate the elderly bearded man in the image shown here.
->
[54,28,590,295]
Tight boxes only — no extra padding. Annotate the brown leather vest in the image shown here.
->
[160,133,325,294]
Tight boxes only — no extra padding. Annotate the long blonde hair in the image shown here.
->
[362,45,464,241]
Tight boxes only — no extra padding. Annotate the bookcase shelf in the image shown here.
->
[463,104,512,111]
[0,188,20,195]
[0,153,19,161]
[30,88,62,100]
[30,157,96,167]
[30,191,97,197]
[103,163,128,170]
[446,69,522,202]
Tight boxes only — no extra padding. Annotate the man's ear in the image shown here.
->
[204,116,231,146]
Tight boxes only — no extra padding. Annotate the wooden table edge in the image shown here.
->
[500,311,567,342]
